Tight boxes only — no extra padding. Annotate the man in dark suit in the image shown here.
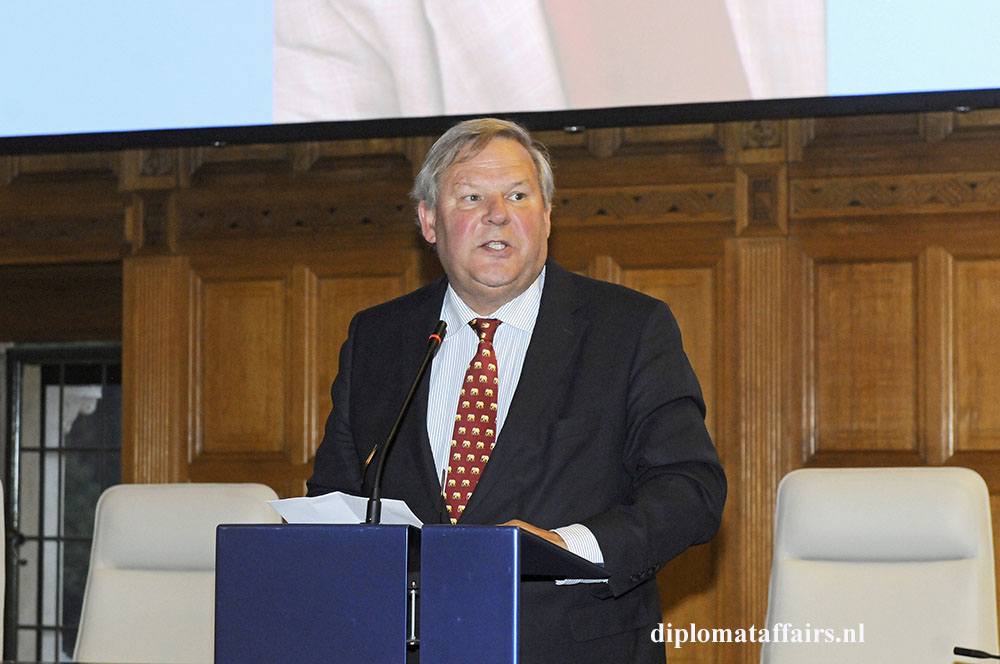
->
[308,118,726,663]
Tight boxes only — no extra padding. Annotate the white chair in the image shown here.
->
[761,467,999,664]
[73,483,281,664]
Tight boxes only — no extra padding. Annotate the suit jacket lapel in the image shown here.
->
[388,279,449,523]
[463,262,588,516]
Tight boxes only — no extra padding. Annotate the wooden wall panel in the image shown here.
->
[956,260,1000,452]
[813,261,917,455]
[313,271,416,459]
[197,277,287,455]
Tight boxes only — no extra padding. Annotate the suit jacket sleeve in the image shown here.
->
[581,300,726,598]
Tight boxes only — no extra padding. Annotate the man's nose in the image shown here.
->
[483,194,510,225]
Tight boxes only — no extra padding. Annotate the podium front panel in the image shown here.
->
[420,525,520,663]
[216,524,416,664]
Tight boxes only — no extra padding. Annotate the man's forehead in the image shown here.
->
[448,177,532,190]
[444,140,538,185]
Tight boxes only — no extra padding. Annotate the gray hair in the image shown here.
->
[411,118,555,215]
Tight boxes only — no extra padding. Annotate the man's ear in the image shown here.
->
[417,201,437,244]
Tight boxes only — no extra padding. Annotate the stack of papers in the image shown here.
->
[268,491,422,526]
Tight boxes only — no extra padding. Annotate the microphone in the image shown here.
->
[955,647,1000,659]
[365,320,447,524]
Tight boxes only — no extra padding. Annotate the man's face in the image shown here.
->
[418,137,551,315]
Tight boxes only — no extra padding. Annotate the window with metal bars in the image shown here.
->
[4,344,121,662]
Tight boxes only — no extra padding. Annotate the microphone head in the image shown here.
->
[428,320,447,346]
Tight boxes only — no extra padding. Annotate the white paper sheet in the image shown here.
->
[268,491,423,527]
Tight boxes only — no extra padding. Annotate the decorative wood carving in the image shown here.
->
[736,164,788,235]
[742,121,783,150]
[176,200,414,240]
[127,191,173,255]
[554,184,734,225]
[120,149,179,191]
[723,120,809,165]
[791,172,1000,218]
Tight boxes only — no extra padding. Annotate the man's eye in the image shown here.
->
[509,192,526,201]
[464,194,481,202]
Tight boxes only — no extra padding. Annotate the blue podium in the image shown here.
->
[215,524,607,664]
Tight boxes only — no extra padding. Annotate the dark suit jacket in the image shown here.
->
[308,260,727,664]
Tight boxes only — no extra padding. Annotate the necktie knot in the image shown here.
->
[470,318,500,344]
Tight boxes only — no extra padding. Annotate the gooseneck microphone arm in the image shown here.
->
[955,647,1000,659]
[365,320,447,524]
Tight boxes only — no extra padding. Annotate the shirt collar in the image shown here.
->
[442,266,546,336]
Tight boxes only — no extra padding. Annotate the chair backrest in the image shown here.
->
[761,467,999,664]
[73,483,281,664]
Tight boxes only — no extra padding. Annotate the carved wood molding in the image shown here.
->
[723,119,813,165]
[727,238,787,663]
[123,255,191,483]
[791,171,1000,218]
[554,183,734,226]
[736,165,788,236]
[126,191,174,255]
[119,149,180,191]
[176,200,415,241]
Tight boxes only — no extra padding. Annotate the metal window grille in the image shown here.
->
[4,344,122,662]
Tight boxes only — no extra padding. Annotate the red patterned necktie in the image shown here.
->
[444,318,501,524]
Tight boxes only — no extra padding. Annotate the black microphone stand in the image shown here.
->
[365,320,447,524]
